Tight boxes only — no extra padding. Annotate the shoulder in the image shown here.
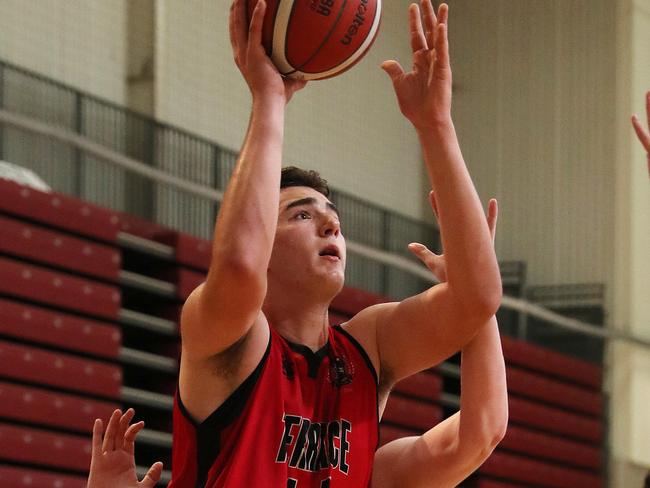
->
[338,302,399,388]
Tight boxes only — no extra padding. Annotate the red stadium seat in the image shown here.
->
[0,465,86,488]
[382,395,442,431]
[0,298,120,358]
[0,341,121,398]
[0,257,121,319]
[501,336,601,389]
[506,366,602,416]
[0,423,91,472]
[156,231,212,271]
[331,286,390,316]
[118,212,173,241]
[378,424,419,446]
[170,268,206,301]
[480,451,602,488]
[474,480,528,488]
[0,214,121,280]
[509,396,602,443]
[0,180,120,242]
[500,425,601,470]
[0,381,118,433]
[393,371,442,400]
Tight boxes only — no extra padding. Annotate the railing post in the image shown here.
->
[0,61,5,160]
[73,91,83,198]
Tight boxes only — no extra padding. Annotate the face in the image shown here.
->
[268,186,346,297]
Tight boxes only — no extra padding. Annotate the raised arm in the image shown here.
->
[180,0,306,360]
[345,1,501,384]
[372,200,508,488]
[631,90,650,178]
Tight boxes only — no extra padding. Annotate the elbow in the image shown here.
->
[453,285,502,323]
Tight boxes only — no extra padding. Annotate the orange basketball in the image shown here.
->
[247,0,382,80]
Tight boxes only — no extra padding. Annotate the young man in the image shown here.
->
[631,90,650,177]
[88,0,502,486]
[87,197,507,488]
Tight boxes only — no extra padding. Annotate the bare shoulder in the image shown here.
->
[339,302,398,387]
[179,312,270,424]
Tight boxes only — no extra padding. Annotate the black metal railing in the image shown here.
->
[0,58,440,298]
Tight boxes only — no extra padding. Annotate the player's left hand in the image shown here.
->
[87,408,163,488]
[381,1,452,130]
[631,90,650,177]
[409,194,498,283]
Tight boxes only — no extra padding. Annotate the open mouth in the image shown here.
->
[319,245,340,260]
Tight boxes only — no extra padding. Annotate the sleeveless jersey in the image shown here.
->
[169,325,379,488]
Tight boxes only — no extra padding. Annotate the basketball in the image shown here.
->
[247,0,382,80]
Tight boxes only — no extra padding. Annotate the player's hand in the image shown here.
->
[409,194,498,282]
[87,409,163,488]
[381,1,451,130]
[631,90,650,178]
[229,0,307,104]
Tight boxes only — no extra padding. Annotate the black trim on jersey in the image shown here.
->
[176,335,272,488]
[332,324,382,452]
[283,338,330,378]
[332,325,379,386]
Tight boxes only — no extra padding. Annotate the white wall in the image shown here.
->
[449,0,616,287]
[0,0,127,104]
[154,0,425,219]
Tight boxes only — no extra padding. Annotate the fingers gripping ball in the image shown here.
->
[247,0,382,80]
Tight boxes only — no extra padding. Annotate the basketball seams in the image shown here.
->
[262,0,381,80]
[293,0,382,80]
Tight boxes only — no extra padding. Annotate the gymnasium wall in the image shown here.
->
[448,0,617,288]
[0,0,128,105]
[153,0,428,220]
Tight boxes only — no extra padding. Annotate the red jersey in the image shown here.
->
[169,325,379,488]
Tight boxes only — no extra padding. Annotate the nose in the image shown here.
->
[320,214,341,238]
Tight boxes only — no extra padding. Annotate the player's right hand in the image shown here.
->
[229,0,307,104]
[631,90,650,178]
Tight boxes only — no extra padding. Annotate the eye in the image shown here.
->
[295,211,311,220]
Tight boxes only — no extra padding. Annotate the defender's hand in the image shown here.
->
[381,1,452,129]
[409,195,498,283]
[87,409,163,488]
[631,91,650,177]
[229,0,307,104]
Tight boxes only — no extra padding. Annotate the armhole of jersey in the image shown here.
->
[176,332,273,429]
[332,325,379,387]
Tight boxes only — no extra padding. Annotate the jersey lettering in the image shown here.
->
[277,414,352,474]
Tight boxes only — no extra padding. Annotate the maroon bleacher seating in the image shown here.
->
[382,395,443,432]
[169,268,206,301]
[508,396,602,442]
[506,365,602,416]
[393,371,442,400]
[155,231,212,271]
[0,381,118,433]
[118,211,171,241]
[0,465,86,488]
[379,424,419,446]
[474,480,528,488]
[500,425,601,469]
[0,298,120,358]
[0,180,120,242]
[0,257,121,319]
[0,214,121,280]
[0,423,91,472]
[331,286,391,316]
[501,336,602,389]
[480,451,602,488]
[0,341,121,398]
[328,312,350,326]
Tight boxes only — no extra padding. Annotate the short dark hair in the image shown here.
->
[281,166,330,197]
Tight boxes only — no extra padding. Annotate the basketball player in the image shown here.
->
[86,196,507,488]
[631,90,650,177]
[88,0,503,486]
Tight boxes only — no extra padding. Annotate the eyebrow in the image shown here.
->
[284,197,339,218]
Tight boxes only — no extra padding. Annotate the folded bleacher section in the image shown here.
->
[0,179,605,487]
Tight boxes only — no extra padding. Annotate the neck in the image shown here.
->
[263,290,332,352]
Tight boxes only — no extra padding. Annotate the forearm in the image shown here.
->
[210,97,285,277]
[457,315,508,447]
[418,122,501,313]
